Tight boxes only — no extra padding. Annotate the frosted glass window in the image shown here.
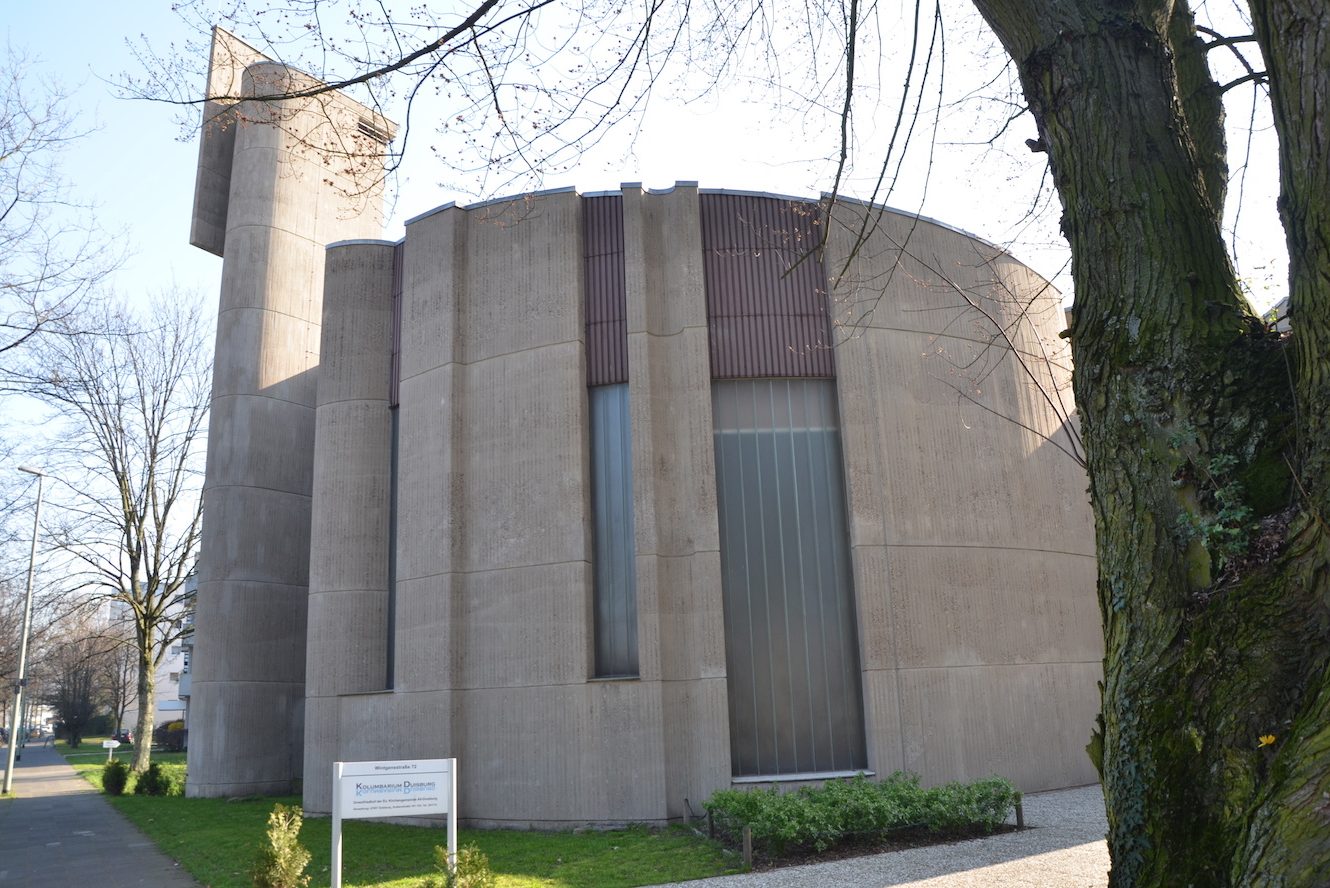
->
[590,384,638,676]
[713,378,866,776]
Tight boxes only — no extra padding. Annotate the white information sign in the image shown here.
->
[102,739,121,761]
[331,759,456,888]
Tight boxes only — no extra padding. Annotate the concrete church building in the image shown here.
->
[185,30,1100,825]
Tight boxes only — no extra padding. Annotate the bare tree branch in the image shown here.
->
[19,294,208,772]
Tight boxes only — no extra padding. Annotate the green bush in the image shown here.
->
[703,772,1019,855]
[133,762,174,796]
[814,773,915,838]
[916,777,1019,832]
[85,714,114,736]
[251,803,311,888]
[417,843,496,888]
[102,759,130,796]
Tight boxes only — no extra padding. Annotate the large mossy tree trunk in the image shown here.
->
[969,0,1330,884]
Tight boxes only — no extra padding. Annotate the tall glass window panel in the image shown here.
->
[713,378,867,776]
[590,383,638,677]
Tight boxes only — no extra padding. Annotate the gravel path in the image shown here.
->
[650,784,1109,888]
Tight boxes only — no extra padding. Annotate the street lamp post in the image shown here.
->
[3,465,45,795]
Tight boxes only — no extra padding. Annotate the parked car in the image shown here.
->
[112,729,133,745]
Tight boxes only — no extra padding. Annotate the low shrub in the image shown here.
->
[252,803,311,888]
[83,714,114,737]
[102,759,130,796]
[134,762,174,796]
[417,843,496,888]
[916,776,1019,832]
[703,772,1019,855]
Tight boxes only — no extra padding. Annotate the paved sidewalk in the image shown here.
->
[651,784,1110,888]
[0,741,199,886]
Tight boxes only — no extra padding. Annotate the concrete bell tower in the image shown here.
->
[186,28,394,797]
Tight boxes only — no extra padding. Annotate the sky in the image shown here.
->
[3,1,1285,324]
[6,4,220,307]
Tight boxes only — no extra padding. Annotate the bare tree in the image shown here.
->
[0,579,22,700]
[0,48,115,383]
[38,617,115,748]
[0,571,59,735]
[99,618,138,737]
[0,577,24,732]
[16,295,209,771]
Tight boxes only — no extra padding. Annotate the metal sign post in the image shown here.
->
[331,758,456,888]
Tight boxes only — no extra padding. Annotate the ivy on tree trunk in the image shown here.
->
[970,0,1330,884]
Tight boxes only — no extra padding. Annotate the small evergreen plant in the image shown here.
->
[102,759,130,796]
[133,762,173,796]
[417,843,496,888]
[251,803,312,888]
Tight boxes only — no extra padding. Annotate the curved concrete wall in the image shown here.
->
[825,202,1097,790]
[291,187,1096,825]
[302,241,396,795]
[188,45,392,797]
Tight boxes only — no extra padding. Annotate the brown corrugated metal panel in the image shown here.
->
[701,193,835,379]
[584,194,628,385]
[390,240,404,407]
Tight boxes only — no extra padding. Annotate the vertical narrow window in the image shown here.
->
[387,241,403,689]
[584,194,636,677]
[386,405,399,689]
[590,384,637,676]
[713,379,866,776]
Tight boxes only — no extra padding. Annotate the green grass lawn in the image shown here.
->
[57,739,740,887]
[62,739,187,793]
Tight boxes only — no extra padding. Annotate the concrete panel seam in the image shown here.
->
[638,547,722,559]
[873,542,1096,559]
[317,396,391,409]
[403,678,625,692]
[224,222,322,249]
[397,557,590,582]
[395,337,582,383]
[630,324,709,340]
[216,304,330,331]
[194,580,308,591]
[831,324,1074,366]
[201,481,314,500]
[870,661,1104,673]
[210,393,317,413]
[188,679,307,687]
